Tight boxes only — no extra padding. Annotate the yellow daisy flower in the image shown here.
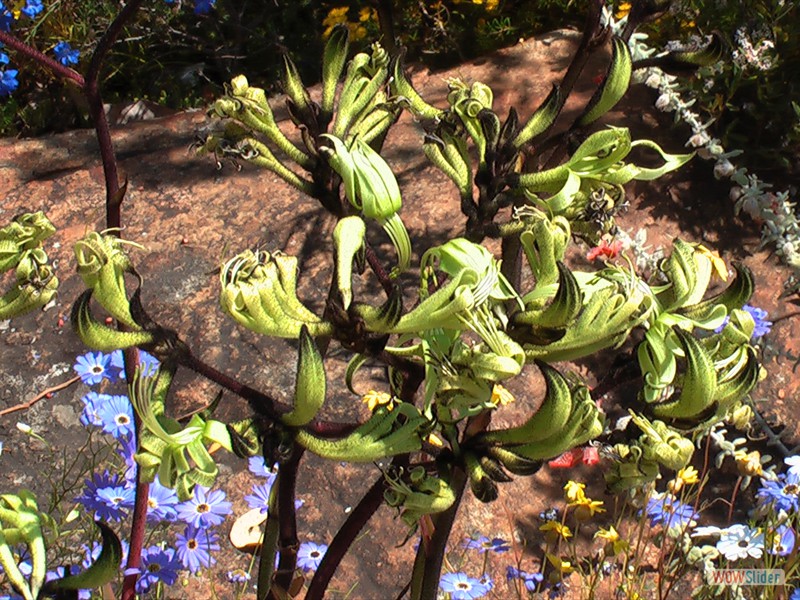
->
[491,384,515,406]
[363,390,394,412]
[539,521,572,543]
[563,480,586,504]
[667,465,700,494]
[595,526,630,555]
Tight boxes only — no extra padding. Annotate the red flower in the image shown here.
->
[586,239,623,262]
[548,446,600,468]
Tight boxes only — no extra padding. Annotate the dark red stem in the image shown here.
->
[270,444,304,597]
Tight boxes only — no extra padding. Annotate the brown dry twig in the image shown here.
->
[0,375,81,417]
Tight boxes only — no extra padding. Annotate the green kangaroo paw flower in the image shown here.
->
[333,216,366,310]
[652,327,718,420]
[321,24,350,114]
[486,446,543,476]
[42,522,122,594]
[479,360,573,445]
[380,212,412,275]
[576,37,632,127]
[352,287,404,333]
[680,263,754,322]
[465,452,499,503]
[390,51,444,120]
[514,84,562,148]
[71,290,155,352]
[282,326,327,427]
[713,347,759,409]
[513,262,583,329]
[281,54,316,126]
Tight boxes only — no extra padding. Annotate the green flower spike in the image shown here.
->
[0,491,46,600]
[295,403,426,462]
[211,75,313,169]
[71,290,155,352]
[220,249,332,339]
[74,231,144,329]
[131,367,232,500]
[321,134,411,274]
[321,25,350,115]
[333,216,367,311]
[383,466,456,530]
[333,43,390,139]
[0,248,58,320]
[448,80,494,167]
[628,413,694,471]
[0,212,56,273]
[42,521,122,596]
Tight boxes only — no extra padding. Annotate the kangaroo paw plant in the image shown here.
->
[0,4,767,600]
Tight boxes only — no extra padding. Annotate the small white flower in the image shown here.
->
[645,73,661,88]
[688,131,711,148]
[716,524,764,561]
[655,93,673,111]
[785,456,800,476]
[714,159,735,179]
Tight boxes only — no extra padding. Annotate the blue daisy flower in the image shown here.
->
[135,546,181,593]
[76,471,134,522]
[296,541,327,573]
[439,572,490,600]
[96,395,135,440]
[175,525,219,573]
[176,486,232,528]
[146,477,179,523]
[73,351,112,386]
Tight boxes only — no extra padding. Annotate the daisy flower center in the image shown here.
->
[783,484,797,495]
[737,540,749,548]
[91,365,104,374]
[456,582,471,590]
[197,503,210,513]
[188,539,198,550]
[147,563,161,573]
[116,415,130,425]
[310,550,321,558]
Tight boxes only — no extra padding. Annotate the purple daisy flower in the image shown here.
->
[244,482,273,514]
[757,472,800,513]
[176,486,232,528]
[506,566,544,592]
[79,391,110,428]
[227,568,251,583]
[76,471,134,522]
[248,456,276,479]
[109,349,160,381]
[645,494,698,529]
[175,525,219,573]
